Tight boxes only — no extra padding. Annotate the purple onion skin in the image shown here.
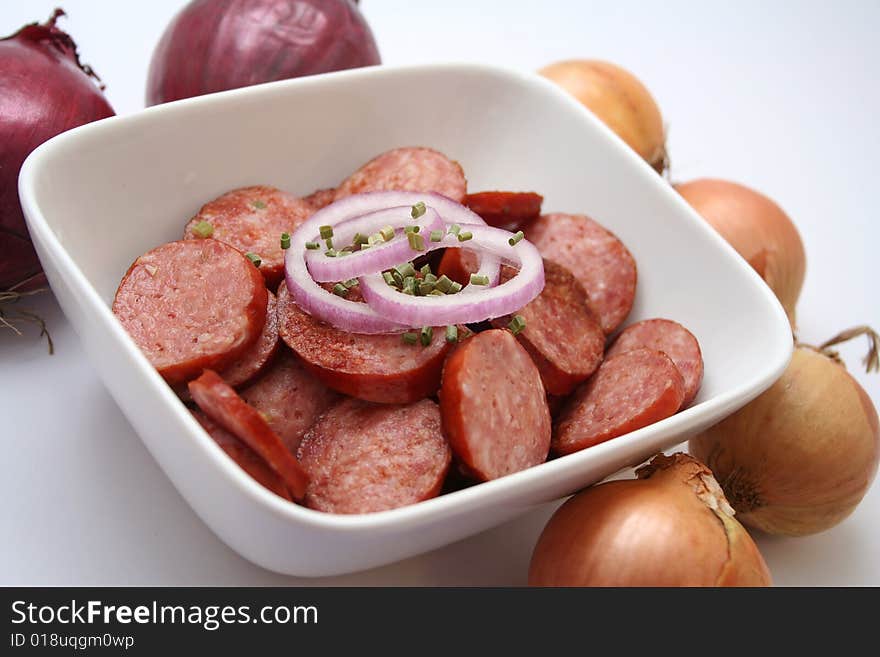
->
[0,10,115,291]
[146,0,382,105]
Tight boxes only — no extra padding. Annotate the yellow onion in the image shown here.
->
[690,332,879,536]
[675,179,805,327]
[528,453,771,586]
[539,59,667,172]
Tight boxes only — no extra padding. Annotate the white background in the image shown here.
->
[2,0,878,585]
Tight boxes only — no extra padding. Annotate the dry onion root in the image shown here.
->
[675,179,806,328]
[689,327,879,537]
[0,276,53,354]
[539,59,667,173]
[528,453,772,587]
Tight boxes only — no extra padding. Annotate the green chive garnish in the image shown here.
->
[420,264,432,277]
[408,232,425,251]
[402,332,418,345]
[391,270,404,286]
[252,200,267,209]
[508,230,524,246]
[280,232,291,250]
[423,273,437,285]
[324,249,338,257]
[343,278,358,288]
[245,252,262,267]
[368,233,384,246]
[191,221,214,238]
[419,326,433,346]
[319,225,333,239]
[305,241,320,250]
[435,275,453,293]
[429,229,443,242]
[448,223,461,236]
[332,283,349,297]
[325,237,334,250]
[457,231,473,242]
[449,281,462,294]
[404,225,420,234]
[429,289,445,296]
[418,282,434,295]
[445,325,458,343]
[380,225,396,242]
[469,274,489,286]
[508,314,526,335]
[383,271,396,287]
[395,262,416,279]
[411,201,426,218]
[353,233,369,245]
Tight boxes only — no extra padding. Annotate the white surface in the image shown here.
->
[19,60,791,575]
[2,0,877,585]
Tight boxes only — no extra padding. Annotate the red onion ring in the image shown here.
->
[359,224,544,326]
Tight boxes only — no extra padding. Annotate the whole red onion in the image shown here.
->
[0,9,115,291]
[146,0,381,105]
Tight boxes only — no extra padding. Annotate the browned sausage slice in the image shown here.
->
[333,147,467,203]
[439,329,551,481]
[606,318,704,406]
[217,290,280,388]
[436,248,479,286]
[240,349,341,454]
[553,348,685,456]
[184,186,312,288]
[464,191,543,230]
[188,370,309,500]
[297,398,451,514]
[191,409,291,501]
[526,213,637,334]
[276,283,450,404]
[491,261,604,395]
[302,187,337,212]
[113,239,267,385]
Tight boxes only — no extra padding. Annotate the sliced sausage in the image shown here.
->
[217,290,280,389]
[188,370,309,500]
[526,213,637,334]
[191,409,291,501]
[606,318,704,406]
[303,187,337,212]
[276,283,450,404]
[113,239,267,385]
[553,348,685,456]
[436,248,479,286]
[239,349,341,454]
[334,147,467,203]
[491,261,604,395]
[464,191,543,230]
[184,185,312,288]
[439,329,551,481]
[297,398,451,514]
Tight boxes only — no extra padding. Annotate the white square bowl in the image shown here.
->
[18,63,792,577]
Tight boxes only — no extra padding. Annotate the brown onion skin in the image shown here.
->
[0,11,114,290]
[146,0,381,105]
[528,453,771,587]
[690,348,880,536]
[675,179,805,327]
[539,59,666,172]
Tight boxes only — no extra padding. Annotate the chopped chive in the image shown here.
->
[423,273,437,285]
[404,225,420,234]
[448,223,461,236]
[402,332,418,345]
[340,245,354,255]
[324,249,337,257]
[380,225,396,241]
[280,232,291,250]
[191,221,214,238]
[420,264,432,277]
[332,283,349,297]
[305,241,320,250]
[457,231,473,242]
[435,275,453,293]
[418,282,435,295]
[383,271,396,287]
[319,225,333,239]
[469,274,489,286]
[408,232,425,251]
[343,278,358,288]
[403,275,416,288]
[252,200,267,209]
[419,326,433,346]
[401,287,415,295]
[325,237,334,250]
[391,270,404,286]
[368,232,384,246]
[245,252,262,267]
[508,314,527,335]
[394,262,416,279]
[508,230,525,246]
[429,229,443,242]
[449,281,462,294]
[429,289,445,296]
[411,201,426,218]
[445,325,458,343]
[353,232,369,245]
